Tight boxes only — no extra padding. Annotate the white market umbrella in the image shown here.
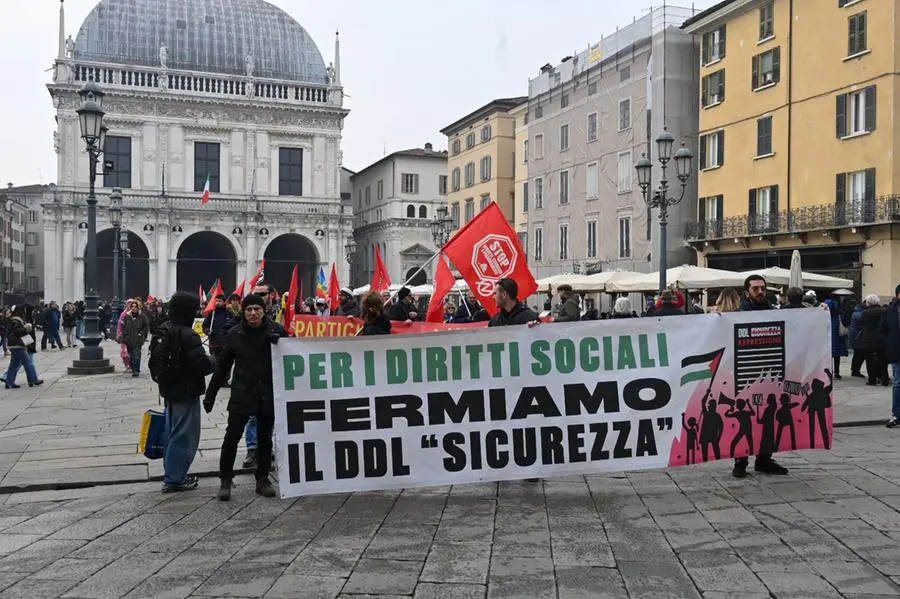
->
[535,273,605,293]
[582,270,640,292]
[741,267,853,289]
[789,250,803,289]
[605,265,746,293]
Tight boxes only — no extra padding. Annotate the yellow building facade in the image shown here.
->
[683,0,900,297]
[510,101,529,248]
[441,97,527,234]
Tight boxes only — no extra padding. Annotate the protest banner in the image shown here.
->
[272,309,833,497]
[290,314,487,337]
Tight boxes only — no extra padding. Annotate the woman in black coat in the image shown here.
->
[853,295,889,386]
[359,292,391,336]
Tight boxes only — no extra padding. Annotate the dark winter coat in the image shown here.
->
[121,313,149,347]
[45,307,61,330]
[849,304,864,343]
[489,302,538,327]
[5,317,32,349]
[825,299,848,357]
[336,298,360,318]
[361,315,392,336]
[880,299,900,365]
[388,301,414,322]
[206,317,286,416]
[202,307,232,347]
[555,296,581,322]
[853,305,885,352]
[741,297,774,311]
[155,323,214,402]
[62,310,77,329]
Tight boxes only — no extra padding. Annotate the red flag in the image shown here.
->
[232,279,246,298]
[426,254,455,323]
[286,265,299,336]
[442,202,537,316]
[202,279,223,315]
[248,259,266,293]
[328,263,341,312]
[371,245,392,291]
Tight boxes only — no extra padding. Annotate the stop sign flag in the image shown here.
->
[442,202,538,315]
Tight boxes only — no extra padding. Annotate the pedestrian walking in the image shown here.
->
[62,303,78,348]
[1,306,42,389]
[825,298,849,379]
[879,284,900,428]
[119,302,149,377]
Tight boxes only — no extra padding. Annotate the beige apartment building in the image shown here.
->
[510,101,530,253]
[440,97,527,233]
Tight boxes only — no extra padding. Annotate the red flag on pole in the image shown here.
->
[233,279,246,298]
[328,263,341,312]
[371,245,392,291]
[286,265,299,336]
[441,202,537,316]
[247,259,266,294]
[202,279,223,315]
[426,254,455,323]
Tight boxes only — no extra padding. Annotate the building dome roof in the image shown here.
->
[74,0,328,83]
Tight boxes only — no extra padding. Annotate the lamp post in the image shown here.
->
[430,206,453,247]
[635,127,693,293]
[344,237,357,285]
[119,227,130,303]
[68,79,114,374]
[108,188,123,316]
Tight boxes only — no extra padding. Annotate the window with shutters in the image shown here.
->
[451,167,461,191]
[465,162,475,187]
[749,185,779,234]
[587,112,598,142]
[759,2,775,41]
[700,131,724,170]
[481,126,492,142]
[618,217,631,259]
[464,198,475,223]
[438,175,447,195]
[701,25,726,65]
[402,173,419,194]
[560,94,569,109]
[559,124,570,151]
[701,70,725,108]
[559,170,569,205]
[534,227,543,261]
[480,195,491,211]
[407,205,416,218]
[535,105,543,119]
[837,86,876,138]
[836,169,875,224]
[523,181,529,212]
[838,0,863,6]
[588,82,597,96]
[752,47,780,90]
[586,163,598,200]
[452,139,461,155]
[617,151,632,193]
[586,220,597,258]
[466,133,476,149]
[534,177,544,209]
[698,195,724,238]
[480,156,492,182]
[559,224,569,260]
[365,186,371,205]
[451,203,460,228]
[533,134,544,159]
[377,179,384,200]
[618,99,631,130]
[848,11,867,57]
[757,116,773,157]
[523,140,529,162]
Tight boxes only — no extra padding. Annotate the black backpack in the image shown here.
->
[148,323,183,386]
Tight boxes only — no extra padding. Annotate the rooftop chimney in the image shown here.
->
[424,143,433,151]
[6,183,12,189]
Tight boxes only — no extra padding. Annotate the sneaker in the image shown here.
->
[851,372,865,378]
[755,458,789,475]
[732,460,748,478]
[162,475,199,493]
[217,478,233,501]
[887,416,899,429]
[28,380,43,388]
[242,449,257,469]
[255,478,276,498]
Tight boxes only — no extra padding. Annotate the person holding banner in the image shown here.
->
[335,288,360,317]
[204,293,287,500]
[388,287,418,322]
[359,291,392,335]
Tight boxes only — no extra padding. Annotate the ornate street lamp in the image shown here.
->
[119,226,130,303]
[431,206,453,247]
[344,236,357,285]
[635,127,693,293]
[108,188,123,315]
[68,79,112,374]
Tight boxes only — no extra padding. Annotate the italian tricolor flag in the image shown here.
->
[680,348,725,386]
[201,174,211,205]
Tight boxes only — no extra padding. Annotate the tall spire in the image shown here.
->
[334,30,341,86]
[58,0,66,59]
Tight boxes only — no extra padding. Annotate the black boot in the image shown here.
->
[255,478,276,498]
[217,478,232,501]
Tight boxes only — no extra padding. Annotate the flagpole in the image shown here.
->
[385,249,444,303]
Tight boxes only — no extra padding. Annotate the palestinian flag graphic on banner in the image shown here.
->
[680,348,725,386]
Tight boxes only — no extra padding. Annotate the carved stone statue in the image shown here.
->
[337,150,343,165]
[53,131,60,154]
[65,35,75,58]
[244,53,254,78]
[326,62,335,85]
[159,44,168,69]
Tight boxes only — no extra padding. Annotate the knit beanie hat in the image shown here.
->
[241,294,266,311]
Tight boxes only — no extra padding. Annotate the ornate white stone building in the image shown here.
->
[45,0,351,302]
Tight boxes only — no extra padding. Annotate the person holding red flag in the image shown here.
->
[285,265,299,336]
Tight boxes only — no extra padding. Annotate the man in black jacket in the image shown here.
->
[388,287,418,322]
[734,274,789,477]
[879,284,900,428]
[554,284,581,322]
[152,291,214,493]
[205,294,286,500]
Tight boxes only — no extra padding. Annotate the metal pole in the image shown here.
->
[120,244,128,303]
[658,162,669,293]
[112,224,120,313]
[79,148,103,362]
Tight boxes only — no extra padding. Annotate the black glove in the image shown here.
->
[268,333,280,345]
[203,394,215,413]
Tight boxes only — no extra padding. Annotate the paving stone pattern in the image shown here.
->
[0,427,893,597]
[0,343,891,491]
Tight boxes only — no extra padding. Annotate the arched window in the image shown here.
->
[407,204,416,218]
[419,205,428,219]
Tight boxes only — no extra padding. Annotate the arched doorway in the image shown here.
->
[177,231,237,295]
[91,229,150,301]
[262,234,319,297]
[405,267,427,286]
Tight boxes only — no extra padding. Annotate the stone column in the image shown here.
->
[43,216,60,303]
[73,257,84,301]
[156,226,169,296]
[61,221,74,301]
[246,231,258,280]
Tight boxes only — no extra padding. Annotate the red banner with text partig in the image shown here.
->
[291,315,488,338]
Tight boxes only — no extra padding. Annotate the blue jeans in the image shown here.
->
[245,416,258,450]
[163,399,202,486]
[4,348,38,386]
[76,320,84,339]
[128,345,142,373]
[892,363,900,419]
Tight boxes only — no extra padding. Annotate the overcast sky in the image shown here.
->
[0,0,718,186]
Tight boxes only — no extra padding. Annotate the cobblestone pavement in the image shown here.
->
[0,427,892,597]
[0,344,893,490]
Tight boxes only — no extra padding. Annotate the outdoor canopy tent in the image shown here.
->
[740,267,853,289]
[535,273,606,293]
[604,265,747,293]
[352,283,436,296]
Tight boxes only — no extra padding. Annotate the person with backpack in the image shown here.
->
[148,291,214,493]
